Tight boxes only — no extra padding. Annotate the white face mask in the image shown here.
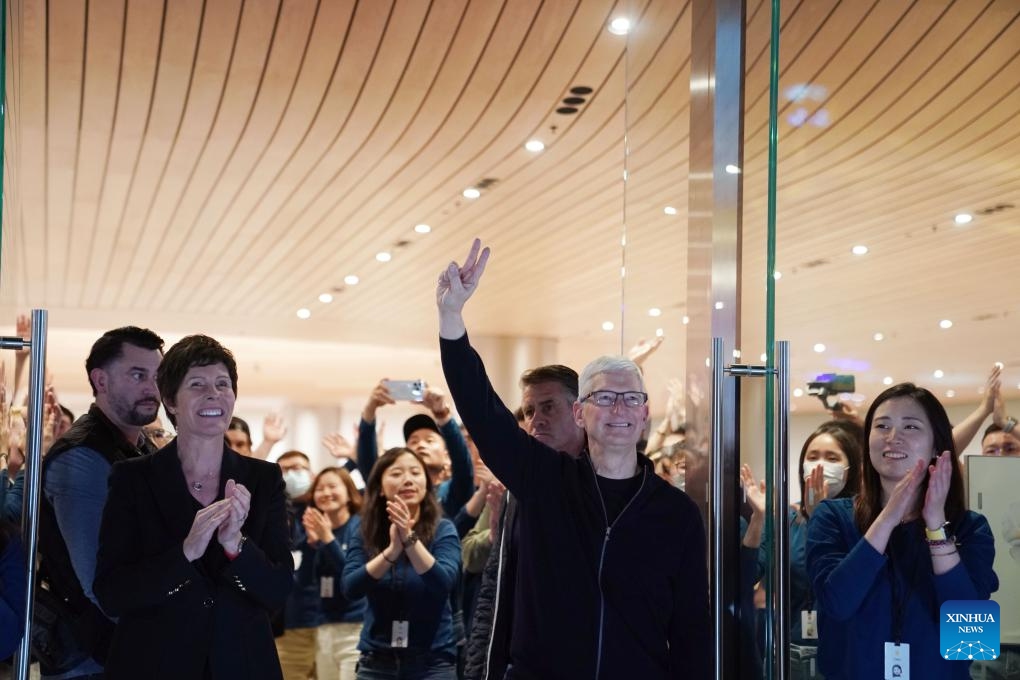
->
[283,469,312,498]
[803,460,848,497]
[671,471,686,492]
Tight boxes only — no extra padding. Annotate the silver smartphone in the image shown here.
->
[383,379,426,402]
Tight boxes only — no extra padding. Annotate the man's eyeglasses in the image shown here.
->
[580,390,649,408]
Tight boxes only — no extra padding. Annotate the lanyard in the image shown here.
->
[887,527,926,644]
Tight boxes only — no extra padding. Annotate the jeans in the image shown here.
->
[355,651,457,680]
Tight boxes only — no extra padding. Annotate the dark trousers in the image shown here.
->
[356,650,457,680]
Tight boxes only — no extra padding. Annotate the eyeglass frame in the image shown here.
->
[578,390,649,408]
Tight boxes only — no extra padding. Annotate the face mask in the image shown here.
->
[283,469,312,498]
[803,460,848,497]
[671,471,686,492]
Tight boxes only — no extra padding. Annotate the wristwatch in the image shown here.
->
[1004,416,1017,434]
[402,531,420,548]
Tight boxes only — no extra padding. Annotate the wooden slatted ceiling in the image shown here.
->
[1,0,1017,407]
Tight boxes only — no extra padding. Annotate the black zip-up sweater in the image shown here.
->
[441,334,710,680]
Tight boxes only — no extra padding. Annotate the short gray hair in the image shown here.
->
[577,356,645,400]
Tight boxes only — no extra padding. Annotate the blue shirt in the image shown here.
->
[807,498,998,679]
[286,514,366,628]
[341,518,460,657]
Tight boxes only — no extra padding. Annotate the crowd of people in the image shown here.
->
[0,241,1016,679]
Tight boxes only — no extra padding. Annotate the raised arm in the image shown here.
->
[357,380,396,478]
[952,364,1000,452]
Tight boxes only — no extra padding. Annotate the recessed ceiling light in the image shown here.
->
[296,308,311,319]
[873,332,884,341]
[376,251,392,263]
[760,353,768,362]
[813,343,826,353]
[682,315,690,325]
[663,206,678,216]
[344,274,359,286]
[414,223,431,234]
[725,164,741,174]
[994,361,1003,369]
[648,308,662,317]
[939,319,953,329]
[793,388,804,397]
[933,369,944,379]
[954,213,973,225]
[318,293,333,304]
[608,17,631,35]
[851,245,869,256]
[524,139,545,152]
[655,328,664,337]
[773,271,782,280]
[883,376,893,385]
[714,301,724,310]
[946,389,956,398]
[602,321,615,331]
[463,188,481,199]
[733,349,742,359]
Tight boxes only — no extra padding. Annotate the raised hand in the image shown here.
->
[627,336,664,367]
[322,433,354,460]
[363,380,396,422]
[981,364,1002,418]
[802,463,829,518]
[217,479,251,553]
[421,386,451,421]
[740,464,766,517]
[262,413,287,444]
[436,239,491,315]
[184,499,233,561]
[922,451,953,530]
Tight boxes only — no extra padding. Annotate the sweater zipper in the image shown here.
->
[483,491,509,680]
[588,457,647,680]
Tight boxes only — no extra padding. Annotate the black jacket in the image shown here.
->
[442,334,711,680]
[464,490,519,680]
[93,443,294,680]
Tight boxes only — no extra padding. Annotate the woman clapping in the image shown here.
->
[94,335,293,680]
[342,448,460,680]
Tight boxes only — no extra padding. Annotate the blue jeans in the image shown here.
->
[355,651,457,680]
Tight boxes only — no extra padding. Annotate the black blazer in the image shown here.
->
[94,442,294,680]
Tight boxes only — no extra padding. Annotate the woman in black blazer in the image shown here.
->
[94,335,293,679]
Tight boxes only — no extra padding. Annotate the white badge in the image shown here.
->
[884,641,909,679]
[391,620,409,648]
[801,610,818,640]
[291,550,302,571]
[319,576,334,598]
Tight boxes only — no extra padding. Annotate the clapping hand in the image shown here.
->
[386,495,416,544]
[740,464,766,518]
[802,464,829,518]
[922,451,953,530]
[302,506,334,545]
[216,479,251,554]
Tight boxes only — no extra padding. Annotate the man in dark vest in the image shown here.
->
[38,326,164,679]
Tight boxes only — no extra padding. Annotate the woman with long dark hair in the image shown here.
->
[741,419,863,658]
[341,448,460,680]
[806,383,998,679]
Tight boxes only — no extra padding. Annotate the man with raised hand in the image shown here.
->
[436,240,710,680]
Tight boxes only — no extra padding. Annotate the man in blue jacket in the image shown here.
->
[436,240,711,679]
